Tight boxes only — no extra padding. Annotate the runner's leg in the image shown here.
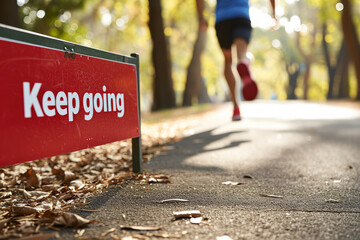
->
[222,48,238,109]
[234,38,248,62]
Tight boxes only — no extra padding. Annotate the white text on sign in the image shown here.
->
[23,82,125,122]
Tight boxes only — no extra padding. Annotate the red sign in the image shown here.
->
[0,39,139,167]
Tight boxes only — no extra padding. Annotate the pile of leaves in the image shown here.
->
[0,120,190,239]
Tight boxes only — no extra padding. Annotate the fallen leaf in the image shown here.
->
[143,232,183,238]
[120,225,161,231]
[158,199,189,204]
[17,221,36,235]
[77,209,101,212]
[70,179,85,189]
[101,227,116,236]
[11,206,38,216]
[0,191,12,199]
[0,219,9,229]
[38,210,61,224]
[222,181,245,186]
[54,212,95,227]
[28,190,51,199]
[260,194,283,199]
[325,199,341,203]
[75,229,86,237]
[173,210,201,220]
[59,192,74,201]
[189,217,203,224]
[216,236,233,240]
[148,174,171,184]
[22,168,41,188]
[41,184,60,192]
[13,232,59,240]
[19,189,32,199]
[51,167,65,177]
[63,171,76,183]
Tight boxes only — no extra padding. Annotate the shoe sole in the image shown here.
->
[237,63,258,101]
[242,80,258,101]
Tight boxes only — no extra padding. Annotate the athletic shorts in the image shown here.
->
[215,17,252,49]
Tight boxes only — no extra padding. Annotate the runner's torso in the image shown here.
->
[216,0,250,23]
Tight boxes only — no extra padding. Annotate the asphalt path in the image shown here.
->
[61,101,360,240]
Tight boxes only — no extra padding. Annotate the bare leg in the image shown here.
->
[222,48,238,109]
[234,38,248,63]
[234,37,258,101]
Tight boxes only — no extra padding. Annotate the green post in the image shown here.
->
[131,53,142,173]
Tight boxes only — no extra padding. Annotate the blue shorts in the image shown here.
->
[215,17,252,49]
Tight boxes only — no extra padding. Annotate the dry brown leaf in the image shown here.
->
[148,175,171,184]
[222,181,245,186]
[17,221,36,235]
[147,233,182,238]
[259,194,283,199]
[38,210,61,224]
[70,180,85,189]
[14,232,59,240]
[120,225,162,231]
[41,176,57,185]
[158,199,189,204]
[216,236,233,240]
[0,219,9,229]
[21,168,41,188]
[28,191,50,199]
[51,167,65,177]
[63,171,76,183]
[189,217,203,224]
[41,184,60,192]
[11,206,38,216]
[173,210,201,220]
[59,192,74,201]
[75,229,86,237]
[325,198,341,203]
[54,212,95,227]
[0,191,12,199]
[19,189,32,199]
[101,227,116,236]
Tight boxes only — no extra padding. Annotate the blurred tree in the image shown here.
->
[0,1,21,27]
[322,25,349,99]
[148,0,176,110]
[19,0,87,42]
[296,2,317,100]
[341,0,360,100]
[182,6,211,106]
[314,0,350,100]
[278,28,302,100]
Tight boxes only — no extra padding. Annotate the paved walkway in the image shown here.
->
[62,101,360,240]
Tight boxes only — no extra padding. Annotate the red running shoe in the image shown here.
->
[237,61,258,101]
[232,107,241,121]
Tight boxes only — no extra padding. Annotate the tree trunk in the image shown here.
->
[337,46,350,99]
[322,23,337,99]
[296,27,316,100]
[286,62,300,100]
[148,0,176,110]
[0,1,21,27]
[341,0,360,100]
[183,30,210,106]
